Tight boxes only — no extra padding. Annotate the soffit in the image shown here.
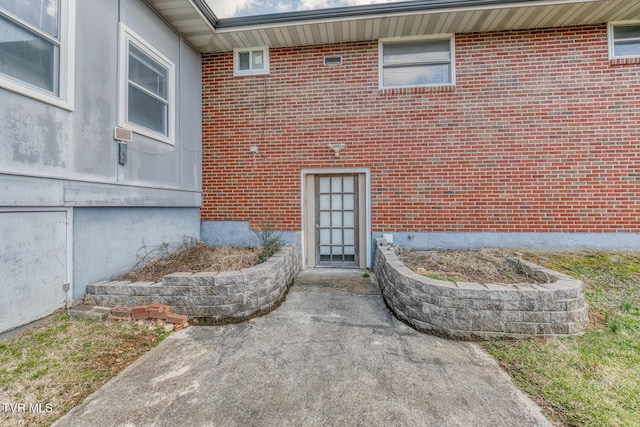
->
[147,0,640,53]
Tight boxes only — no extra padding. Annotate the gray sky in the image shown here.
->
[207,0,407,19]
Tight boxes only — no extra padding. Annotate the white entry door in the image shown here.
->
[315,175,359,267]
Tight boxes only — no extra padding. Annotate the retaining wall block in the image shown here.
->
[374,239,588,338]
[162,273,194,286]
[85,243,299,325]
[188,272,217,286]
[214,271,245,287]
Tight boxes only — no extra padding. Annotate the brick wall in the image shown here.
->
[202,25,640,233]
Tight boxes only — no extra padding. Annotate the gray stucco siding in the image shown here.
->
[0,0,202,197]
[72,207,200,299]
[0,0,202,333]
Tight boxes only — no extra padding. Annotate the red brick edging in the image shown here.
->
[111,304,189,331]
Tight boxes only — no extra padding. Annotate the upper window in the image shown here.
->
[234,46,269,76]
[0,0,75,109]
[609,22,640,59]
[119,24,175,144]
[379,36,455,89]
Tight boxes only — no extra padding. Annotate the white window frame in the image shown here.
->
[608,21,640,60]
[0,0,75,110]
[233,46,270,76]
[118,23,175,145]
[378,35,455,89]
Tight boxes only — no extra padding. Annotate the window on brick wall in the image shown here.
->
[0,0,75,110]
[234,46,269,76]
[609,22,640,59]
[379,36,455,89]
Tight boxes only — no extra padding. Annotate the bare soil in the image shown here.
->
[118,240,261,282]
[399,248,539,284]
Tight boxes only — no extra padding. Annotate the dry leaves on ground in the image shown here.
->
[119,240,260,283]
[399,248,538,284]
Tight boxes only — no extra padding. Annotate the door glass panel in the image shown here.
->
[320,229,330,245]
[320,211,330,227]
[344,230,354,245]
[320,177,330,193]
[343,176,354,192]
[332,229,343,245]
[319,194,330,209]
[331,211,342,227]
[343,194,354,210]
[331,176,342,192]
[331,194,342,210]
[344,212,354,227]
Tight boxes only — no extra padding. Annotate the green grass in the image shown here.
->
[482,252,640,426]
[0,314,170,427]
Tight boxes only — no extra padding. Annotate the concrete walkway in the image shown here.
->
[55,269,551,427]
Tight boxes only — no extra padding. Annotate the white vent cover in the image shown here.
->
[324,56,343,66]
[114,126,132,142]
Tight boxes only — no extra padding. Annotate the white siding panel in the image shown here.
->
[319,22,329,44]
[606,0,640,22]
[270,27,287,46]
[349,20,358,41]
[410,14,424,35]
[529,6,561,28]
[510,6,539,29]
[342,20,351,41]
[303,24,315,45]
[164,0,640,52]
[482,9,507,31]
[416,14,434,34]
[394,15,407,37]
[371,18,382,39]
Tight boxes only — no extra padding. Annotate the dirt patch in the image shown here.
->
[118,240,262,283]
[399,248,538,284]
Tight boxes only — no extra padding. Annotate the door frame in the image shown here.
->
[301,168,371,270]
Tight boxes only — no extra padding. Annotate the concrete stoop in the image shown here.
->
[84,243,300,325]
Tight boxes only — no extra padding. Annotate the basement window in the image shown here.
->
[234,46,269,76]
[379,36,455,89]
[609,22,640,59]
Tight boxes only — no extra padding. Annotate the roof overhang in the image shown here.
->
[145,0,640,53]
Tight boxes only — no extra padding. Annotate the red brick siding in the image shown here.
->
[202,25,640,232]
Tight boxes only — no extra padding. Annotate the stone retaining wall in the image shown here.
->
[374,238,588,339]
[85,243,299,325]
